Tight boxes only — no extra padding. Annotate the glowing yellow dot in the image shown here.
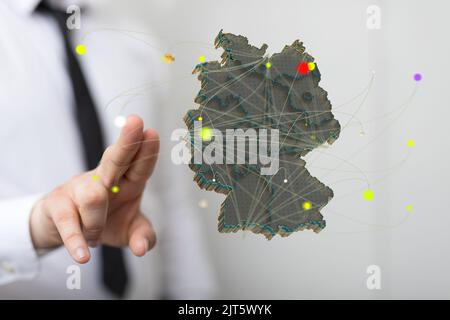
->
[407,139,415,148]
[92,175,98,181]
[111,186,120,193]
[75,44,87,55]
[198,116,203,121]
[405,204,413,212]
[363,189,374,201]
[302,201,312,210]
[199,55,205,63]
[161,53,175,64]
[307,62,316,71]
[200,127,213,141]
[265,62,272,69]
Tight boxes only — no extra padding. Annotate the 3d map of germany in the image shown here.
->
[184,30,341,239]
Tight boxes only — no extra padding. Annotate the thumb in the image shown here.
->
[127,213,156,257]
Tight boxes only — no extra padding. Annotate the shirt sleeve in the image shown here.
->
[0,194,42,285]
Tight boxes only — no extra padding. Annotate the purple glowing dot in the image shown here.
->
[413,73,422,81]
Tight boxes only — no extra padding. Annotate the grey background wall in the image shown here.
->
[90,0,450,299]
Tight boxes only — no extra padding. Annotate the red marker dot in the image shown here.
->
[296,62,309,75]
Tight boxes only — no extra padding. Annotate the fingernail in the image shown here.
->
[87,240,98,248]
[75,247,88,260]
[142,238,150,252]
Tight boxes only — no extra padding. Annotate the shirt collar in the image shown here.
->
[4,0,41,15]
[5,0,86,16]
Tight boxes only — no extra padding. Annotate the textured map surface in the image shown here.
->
[184,30,341,239]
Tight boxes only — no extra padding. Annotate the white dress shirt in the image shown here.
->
[0,0,215,299]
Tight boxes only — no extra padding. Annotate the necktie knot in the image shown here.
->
[36,1,65,19]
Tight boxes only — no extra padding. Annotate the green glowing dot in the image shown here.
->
[92,175,98,181]
[75,44,87,55]
[302,201,312,210]
[407,139,415,148]
[405,204,413,212]
[363,189,374,201]
[111,186,120,193]
[265,62,272,69]
[307,62,316,71]
[198,116,203,121]
[200,127,213,141]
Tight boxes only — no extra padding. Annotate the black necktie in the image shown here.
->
[36,2,128,298]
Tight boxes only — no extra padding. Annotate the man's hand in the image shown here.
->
[29,115,160,264]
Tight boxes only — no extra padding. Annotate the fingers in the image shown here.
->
[125,129,160,183]
[50,195,90,264]
[72,178,108,247]
[46,115,159,262]
[97,115,144,187]
[127,213,156,257]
